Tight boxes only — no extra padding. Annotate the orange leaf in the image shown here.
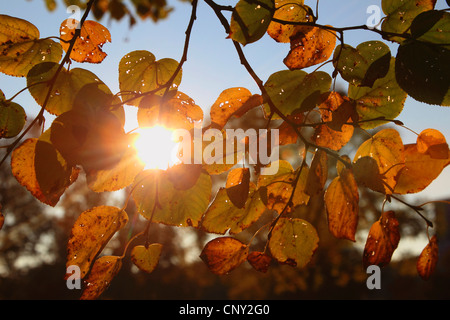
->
[417,128,449,159]
[226,167,251,209]
[267,0,309,43]
[80,256,122,300]
[363,211,400,269]
[66,206,128,279]
[305,150,328,196]
[210,88,262,129]
[284,25,336,70]
[324,168,359,242]
[417,236,439,281]
[247,252,272,273]
[277,110,303,146]
[394,144,450,195]
[60,20,111,63]
[200,237,249,275]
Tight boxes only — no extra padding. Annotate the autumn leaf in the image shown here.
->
[200,237,249,275]
[305,150,328,197]
[247,252,272,273]
[131,244,163,274]
[209,87,263,129]
[284,25,336,70]
[417,236,438,281]
[363,211,400,269]
[268,217,319,268]
[60,19,111,63]
[80,256,122,300]
[353,128,405,194]
[417,128,449,159]
[324,168,359,242]
[226,167,251,209]
[0,14,62,77]
[267,0,309,43]
[66,206,128,279]
[201,184,266,235]
[0,99,26,139]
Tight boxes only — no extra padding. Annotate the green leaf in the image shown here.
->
[264,70,331,119]
[268,217,319,268]
[333,41,391,87]
[395,11,450,106]
[201,184,266,235]
[0,99,26,138]
[119,50,181,107]
[381,0,436,43]
[349,58,407,129]
[230,0,274,45]
[66,206,128,279]
[0,15,62,77]
[133,169,212,227]
[27,62,113,115]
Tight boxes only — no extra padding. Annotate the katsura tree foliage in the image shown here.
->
[0,0,449,300]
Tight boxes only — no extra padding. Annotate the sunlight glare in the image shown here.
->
[134,126,180,170]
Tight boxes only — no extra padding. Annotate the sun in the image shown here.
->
[133,125,180,170]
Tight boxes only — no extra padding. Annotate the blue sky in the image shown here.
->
[1,0,449,200]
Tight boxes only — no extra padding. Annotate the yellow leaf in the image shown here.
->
[417,128,449,159]
[200,237,249,275]
[417,236,439,281]
[66,206,128,279]
[80,256,122,300]
[131,244,163,274]
[226,167,250,209]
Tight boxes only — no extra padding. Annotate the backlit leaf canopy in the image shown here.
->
[131,244,163,274]
[60,19,111,63]
[334,41,391,87]
[80,256,123,300]
[354,128,405,194]
[268,217,319,268]
[119,50,181,107]
[381,0,437,43]
[132,169,212,227]
[230,0,275,45]
[200,237,249,275]
[324,168,359,242]
[284,25,336,70]
[66,206,128,279]
[264,70,332,119]
[210,87,263,129]
[0,15,62,77]
[417,236,439,281]
[349,58,407,129]
[0,98,26,139]
[27,62,113,115]
[201,184,266,235]
[363,210,400,268]
[267,0,308,43]
[395,11,450,106]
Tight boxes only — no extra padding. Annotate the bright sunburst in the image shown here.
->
[134,125,180,170]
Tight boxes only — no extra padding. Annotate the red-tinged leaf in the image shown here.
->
[210,88,263,129]
[417,236,439,281]
[200,237,249,275]
[268,218,319,268]
[66,206,128,279]
[417,128,449,159]
[354,129,405,194]
[394,144,450,195]
[60,19,111,63]
[305,150,328,196]
[80,256,122,300]
[363,211,400,269]
[226,168,251,209]
[247,252,272,273]
[131,244,163,274]
[324,168,359,241]
[284,25,336,70]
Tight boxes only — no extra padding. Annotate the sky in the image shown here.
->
[1,0,449,201]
